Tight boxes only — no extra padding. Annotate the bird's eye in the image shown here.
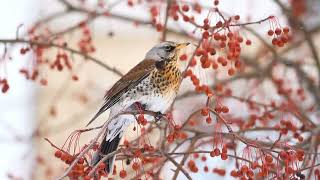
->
[164,45,174,52]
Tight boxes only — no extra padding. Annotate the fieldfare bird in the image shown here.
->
[88,41,189,173]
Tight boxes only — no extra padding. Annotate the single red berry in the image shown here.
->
[275,28,282,35]
[272,38,278,46]
[201,107,209,116]
[156,23,162,32]
[235,60,241,69]
[119,170,127,178]
[204,166,209,172]
[234,15,240,20]
[216,21,223,28]
[285,166,294,174]
[279,151,288,160]
[230,170,239,177]
[240,165,249,174]
[182,5,189,12]
[127,0,133,6]
[221,106,229,113]
[212,61,218,69]
[227,32,233,39]
[202,31,209,39]
[1,83,9,93]
[214,33,221,40]
[179,54,187,61]
[98,163,106,169]
[72,75,79,81]
[203,18,209,24]
[267,30,274,36]
[221,153,228,160]
[283,27,290,34]
[54,150,62,158]
[40,79,48,86]
[245,40,252,46]
[213,148,221,156]
[228,68,235,76]
[206,116,212,124]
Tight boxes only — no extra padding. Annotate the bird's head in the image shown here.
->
[145,41,190,61]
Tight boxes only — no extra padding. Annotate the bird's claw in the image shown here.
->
[155,112,165,122]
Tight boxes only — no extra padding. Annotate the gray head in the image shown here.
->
[145,41,190,61]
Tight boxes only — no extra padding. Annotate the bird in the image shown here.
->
[88,41,189,174]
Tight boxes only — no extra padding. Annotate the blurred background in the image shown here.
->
[0,0,319,179]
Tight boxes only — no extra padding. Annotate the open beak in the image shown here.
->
[176,42,190,50]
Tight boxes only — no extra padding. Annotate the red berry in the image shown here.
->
[279,151,287,160]
[72,75,79,81]
[272,38,278,46]
[235,60,241,68]
[179,54,187,61]
[267,30,274,36]
[132,162,140,171]
[204,166,209,172]
[183,15,189,22]
[201,107,209,116]
[265,155,273,163]
[283,27,290,34]
[275,28,282,35]
[119,170,127,178]
[245,40,252,46]
[237,36,243,43]
[213,148,221,156]
[182,5,189,12]
[156,23,162,32]
[214,33,221,40]
[228,68,235,76]
[234,15,240,20]
[212,61,218,69]
[1,83,9,93]
[40,79,48,86]
[54,150,62,158]
[221,153,228,160]
[202,31,209,39]
[203,18,209,24]
[98,162,106,169]
[127,0,133,6]
[240,165,249,173]
[221,106,229,113]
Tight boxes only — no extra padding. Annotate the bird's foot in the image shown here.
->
[155,112,165,122]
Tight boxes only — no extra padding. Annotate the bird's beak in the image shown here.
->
[176,42,190,50]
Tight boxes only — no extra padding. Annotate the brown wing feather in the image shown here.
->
[86,59,155,126]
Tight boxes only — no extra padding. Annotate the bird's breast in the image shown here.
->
[143,62,181,113]
[150,62,181,94]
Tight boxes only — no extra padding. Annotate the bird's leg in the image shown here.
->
[155,112,165,122]
[134,102,164,122]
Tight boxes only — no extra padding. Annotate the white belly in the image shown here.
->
[140,91,176,114]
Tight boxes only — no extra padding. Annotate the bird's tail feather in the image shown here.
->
[92,133,121,174]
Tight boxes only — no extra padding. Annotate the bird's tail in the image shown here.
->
[91,133,121,174]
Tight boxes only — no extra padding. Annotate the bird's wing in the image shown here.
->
[86,59,155,126]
